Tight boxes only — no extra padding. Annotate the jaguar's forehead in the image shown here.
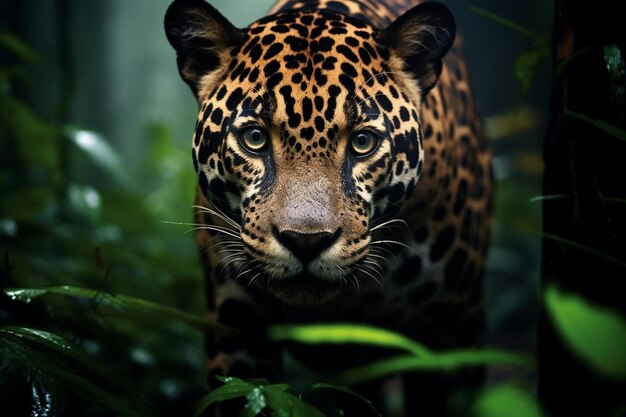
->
[221,10,396,122]
[243,9,383,67]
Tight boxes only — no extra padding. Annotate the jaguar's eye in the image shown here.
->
[350,131,378,156]
[240,127,268,153]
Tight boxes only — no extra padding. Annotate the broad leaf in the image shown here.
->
[269,323,432,357]
[1,328,156,417]
[271,324,531,385]
[333,351,532,385]
[263,384,324,417]
[545,285,626,380]
[473,385,542,417]
[194,377,256,417]
[195,377,325,417]
[64,127,133,187]
[5,286,232,334]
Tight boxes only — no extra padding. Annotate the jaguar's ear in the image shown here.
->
[379,2,455,97]
[165,0,243,94]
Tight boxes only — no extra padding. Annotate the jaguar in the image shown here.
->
[165,0,492,414]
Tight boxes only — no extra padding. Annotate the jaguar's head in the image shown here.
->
[165,0,455,305]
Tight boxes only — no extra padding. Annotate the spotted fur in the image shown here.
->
[165,0,492,414]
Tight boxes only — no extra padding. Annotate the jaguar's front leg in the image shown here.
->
[203,291,282,416]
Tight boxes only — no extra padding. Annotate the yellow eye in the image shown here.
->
[350,131,378,156]
[240,127,268,152]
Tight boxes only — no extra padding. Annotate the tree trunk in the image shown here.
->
[539,1,626,416]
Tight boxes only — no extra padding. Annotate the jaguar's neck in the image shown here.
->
[268,0,420,28]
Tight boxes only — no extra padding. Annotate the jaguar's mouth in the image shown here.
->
[241,269,349,306]
[267,274,345,305]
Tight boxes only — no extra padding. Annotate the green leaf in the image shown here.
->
[1,328,156,417]
[263,384,324,417]
[515,40,550,94]
[332,351,533,385]
[271,324,531,385]
[469,6,549,94]
[1,326,150,396]
[469,6,542,41]
[20,355,149,417]
[64,127,133,187]
[472,384,542,417]
[555,47,592,77]
[545,285,626,380]
[530,194,626,205]
[0,30,40,63]
[195,377,325,417]
[1,326,88,361]
[194,377,256,417]
[527,230,626,269]
[5,286,233,335]
[1,96,61,182]
[269,323,432,357]
[566,111,626,142]
[304,383,381,416]
[0,187,57,223]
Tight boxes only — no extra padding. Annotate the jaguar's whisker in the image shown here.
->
[371,239,418,255]
[216,251,246,265]
[357,266,385,290]
[366,252,392,264]
[234,263,263,281]
[370,218,409,232]
[363,259,384,273]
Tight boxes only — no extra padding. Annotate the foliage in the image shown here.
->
[471,384,542,417]
[271,324,532,385]
[1,30,203,416]
[545,285,626,380]
[470,6,550,96]
[530,230,626,269]
[1,326,157,417]
[1,6,623,417]
[0,19,542,417]
[6,285,229,334]
[270,323,432,356]
[196,376,333,417]
[565,110,626,143]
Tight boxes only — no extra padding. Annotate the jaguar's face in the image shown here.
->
[165,0,455,304]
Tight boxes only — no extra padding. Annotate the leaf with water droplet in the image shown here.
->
[5,285,231,334]
[194,377,255,417]
[1,327,157,416]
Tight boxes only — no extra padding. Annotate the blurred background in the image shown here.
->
[1,0,552,415]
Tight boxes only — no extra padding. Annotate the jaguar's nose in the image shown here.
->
[273,227,341,266]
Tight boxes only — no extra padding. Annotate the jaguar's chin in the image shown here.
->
[244,270,346,306]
